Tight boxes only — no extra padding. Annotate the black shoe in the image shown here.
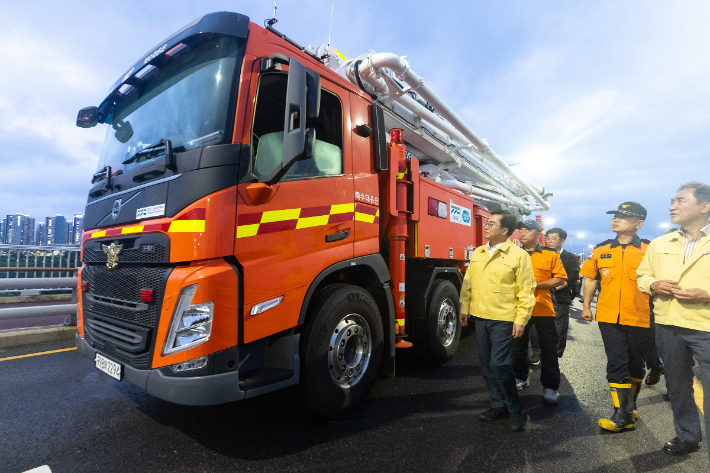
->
[479,408,509,422]
[645,366,664,386]
[509,413,526,431]
[663,437,700,455]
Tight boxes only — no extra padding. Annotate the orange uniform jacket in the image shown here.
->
[528,245,567,317]
[580,236,650,327]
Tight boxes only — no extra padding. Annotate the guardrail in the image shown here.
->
[0,277,78,325]
[0,244,81,279]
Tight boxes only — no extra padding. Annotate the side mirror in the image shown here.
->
[262,57,308,185]
[305,70,321,119]
[76,106,99,128]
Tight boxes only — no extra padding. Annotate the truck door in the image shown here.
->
[235,71,354,343]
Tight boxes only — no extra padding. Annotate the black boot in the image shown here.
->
[630,377,643,421]
[599,384,636,432]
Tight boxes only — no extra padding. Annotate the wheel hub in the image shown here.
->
[328,313,372,387]
[437,298,457,347]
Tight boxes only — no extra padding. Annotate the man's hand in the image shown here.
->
[557,281,569,290]
[512,323,525,338]
[672,288,710,304]
[651,280,681,296]
[459,313,469,327]
[581,307,594,322]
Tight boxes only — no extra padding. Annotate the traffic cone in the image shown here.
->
[599,383,636,432]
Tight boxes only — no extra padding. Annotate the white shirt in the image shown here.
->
[487,241,504,258]
[681,222,710,264]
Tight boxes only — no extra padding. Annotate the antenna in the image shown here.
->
[327,4,334,49]
[318,3,334,63]
[266,1,278,27]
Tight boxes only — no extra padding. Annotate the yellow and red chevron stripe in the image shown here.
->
[237,203,379,238]
[84,208,206,241]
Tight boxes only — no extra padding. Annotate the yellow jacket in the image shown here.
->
[460,240,537,326]
[637,232,710,332]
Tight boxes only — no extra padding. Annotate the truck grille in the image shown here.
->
[82,264,172,369]
[83,243,167,264]
[82,233,170,264]
[82,265,170,326]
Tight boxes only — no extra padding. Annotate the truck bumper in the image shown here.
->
[76,333,245,405]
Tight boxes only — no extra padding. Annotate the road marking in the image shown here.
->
[694,376,704,414]
[0,347,76,362]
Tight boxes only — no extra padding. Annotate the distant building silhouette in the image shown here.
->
[44,215,68,245]
[0,212,83,245]
[36,222,45,246]
[4,214,35,245]
[71,214,84,244]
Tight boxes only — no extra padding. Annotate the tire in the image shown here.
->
[412,279,461,365]
[299,284,384,418]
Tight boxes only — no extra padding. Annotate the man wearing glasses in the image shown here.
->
[459,210,536,431]
[544,228,581,358]
[580,202,651,433]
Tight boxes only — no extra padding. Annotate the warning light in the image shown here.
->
[389,128,403,144]
[140,289,154,302]
[81,281,88,291]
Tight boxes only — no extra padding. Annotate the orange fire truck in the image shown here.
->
[75,12,550,418]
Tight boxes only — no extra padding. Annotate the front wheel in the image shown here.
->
[412,279,461,365]
[299,284,384,418]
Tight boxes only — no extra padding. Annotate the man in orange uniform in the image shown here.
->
[513,219,567,405]
[580,202,651,432]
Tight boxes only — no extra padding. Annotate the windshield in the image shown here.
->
[97,35,243,172]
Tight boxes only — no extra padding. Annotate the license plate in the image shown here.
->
[95,353,122,380]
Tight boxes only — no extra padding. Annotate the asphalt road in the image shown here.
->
[2,300,708,473]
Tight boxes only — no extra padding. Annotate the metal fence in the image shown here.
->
[0,244,80,279]
[0,244,80,327]
[0,277,78,325]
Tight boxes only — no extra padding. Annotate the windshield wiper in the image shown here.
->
[122,139,171,165]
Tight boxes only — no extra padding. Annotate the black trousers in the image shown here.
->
[638,325,663,371]
[473,318,522,415]
[513,316,561,390]
[656,323,710,461]
[555,303,571,358]
[598,322,645,383]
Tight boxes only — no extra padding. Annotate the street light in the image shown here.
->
[569,232,585,255]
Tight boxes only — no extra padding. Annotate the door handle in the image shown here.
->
[325,229,350,243]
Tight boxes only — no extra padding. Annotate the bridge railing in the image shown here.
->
[0,244,80,327]
[0,244,81,279]
[0,277,78,325]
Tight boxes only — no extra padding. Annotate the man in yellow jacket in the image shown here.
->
[459,209,536,431]
[637,182,710,459]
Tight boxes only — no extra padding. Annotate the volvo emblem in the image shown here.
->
[102,243,123,269]
[112,199,122,221]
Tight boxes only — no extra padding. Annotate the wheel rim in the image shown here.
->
[328,313,372,387]
[437,297,457,347]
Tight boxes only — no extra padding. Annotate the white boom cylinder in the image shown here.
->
[343,51,550,210]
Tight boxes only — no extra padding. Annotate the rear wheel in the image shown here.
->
[299,284,384,418]
[412,279,461,365]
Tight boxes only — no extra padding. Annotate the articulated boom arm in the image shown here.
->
[312,46,551,215]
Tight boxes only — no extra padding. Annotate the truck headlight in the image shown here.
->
[163,284,214,355]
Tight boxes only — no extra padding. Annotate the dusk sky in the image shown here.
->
[1,1,708,252]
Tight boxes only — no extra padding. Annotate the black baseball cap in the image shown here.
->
[606,201,647,220]
[517,219,542,231]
